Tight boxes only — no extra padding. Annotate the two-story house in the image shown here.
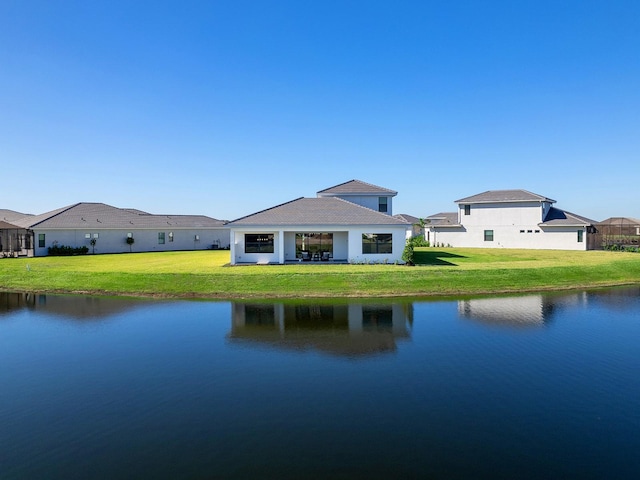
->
[425,189,597,250]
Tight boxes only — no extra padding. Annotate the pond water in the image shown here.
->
[1,289,639,479]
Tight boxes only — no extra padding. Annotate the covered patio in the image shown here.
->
[0,221,33,257]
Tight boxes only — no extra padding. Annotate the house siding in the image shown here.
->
[32,228,230,256]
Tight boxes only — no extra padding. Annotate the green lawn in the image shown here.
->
[1,248,640,299]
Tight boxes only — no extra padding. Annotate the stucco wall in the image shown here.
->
[329,195,393,215]
[33,228,230,256]
[429,225,587,250]
[457,202,548,227]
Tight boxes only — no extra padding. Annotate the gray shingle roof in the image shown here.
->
[393,213,420,224]
[0,209,32,223]
[228,197,410,227]
[0,220,24,229]
[540,207,596,226]
[456,189,556,204]
[426,212,460,226]
[317,179,397,196]
[597,217,640,226]
[12,203,226,229]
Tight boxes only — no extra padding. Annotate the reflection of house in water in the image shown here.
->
[0,292,157,321]
[458,295,557,328]
[229,302,413,357]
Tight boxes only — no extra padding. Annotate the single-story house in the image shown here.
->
[424,189,598,250]
[9,202,230,256]
[227,180,411,265]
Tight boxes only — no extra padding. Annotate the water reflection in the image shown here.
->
[0,291,158,321]
[229,302,413,357]
[458,294,562,327]
[1,288,640,479]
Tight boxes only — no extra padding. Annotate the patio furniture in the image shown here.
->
[301,251,311,261]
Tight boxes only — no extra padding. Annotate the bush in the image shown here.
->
[402,242,415,265]
[48,245,89,256]
[408,235,429,247]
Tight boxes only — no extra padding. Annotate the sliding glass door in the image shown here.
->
[295,233,333,258]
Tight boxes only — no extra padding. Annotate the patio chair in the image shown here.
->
[301,251,311,261]
[321,251,330,261]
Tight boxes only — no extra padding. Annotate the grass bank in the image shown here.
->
[1,248,640,299]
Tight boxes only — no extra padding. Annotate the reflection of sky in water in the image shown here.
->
[1,289,639,479]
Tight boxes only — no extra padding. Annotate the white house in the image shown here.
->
[227,180,411,265]
[425,189,597,250]
[10,202,230,256]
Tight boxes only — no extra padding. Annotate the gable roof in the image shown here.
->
[539,207,596,227]
[317,179,397,197]
[228,197,410,227]
[12,203,226,229]
[455,189,556,204]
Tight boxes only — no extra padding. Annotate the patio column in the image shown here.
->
[278,230,285,264]
[230,231,236,265]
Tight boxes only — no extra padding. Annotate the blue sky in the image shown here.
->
[2,1,638,221]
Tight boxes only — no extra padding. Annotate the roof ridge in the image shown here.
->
[229,197,306,223]
[317,179,397,195]
[23,203,82,228]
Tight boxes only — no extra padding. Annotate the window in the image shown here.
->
[484,230,494,242]
[520,230,525,233]
[85,233,91,239]
[169,232,174,242]
[378,197,388,213]
[464,205,471,215]
[93,233,99,239]
[362,233,393,254]
[245,234,274,253]
[158,232,165,244]
[38,234,45,248]
[577,230,584,242]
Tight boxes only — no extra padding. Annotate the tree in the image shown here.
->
[126,236,135,253]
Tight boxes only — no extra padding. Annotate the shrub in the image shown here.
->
[48,245,89,256]
[408,235,429,247]
[402,242,415,265]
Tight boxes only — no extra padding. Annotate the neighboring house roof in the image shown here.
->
[0,209,32,223]
[456,189,556,204]
[12,203,226,229]
[393,213,420,225]
[228,197,410,227]
[425,212,460,227]
[317,179,397,197]
[539,207,596,227]
[0,220,24,229]
[597,217,640,226]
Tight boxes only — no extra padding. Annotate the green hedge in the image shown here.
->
[47,245,89,256]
